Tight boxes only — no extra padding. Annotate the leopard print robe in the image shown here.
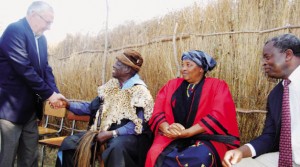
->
[91,78,153,134]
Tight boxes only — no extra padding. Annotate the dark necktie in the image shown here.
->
[278,79,292,167]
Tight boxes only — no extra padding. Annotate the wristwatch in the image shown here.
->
[112,130,118,138]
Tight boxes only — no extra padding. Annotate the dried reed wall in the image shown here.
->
[49,0,300,112]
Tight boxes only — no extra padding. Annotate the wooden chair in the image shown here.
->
[39,111,90,166]
[38,102,67,136]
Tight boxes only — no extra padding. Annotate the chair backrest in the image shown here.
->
[66,111,90,135]
[41,102,68,134]
[44,102,67,117]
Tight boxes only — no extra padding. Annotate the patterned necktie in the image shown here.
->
[278,79,292,167]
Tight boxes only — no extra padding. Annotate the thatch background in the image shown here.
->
[46,0,300,144]
[49,0,300,112]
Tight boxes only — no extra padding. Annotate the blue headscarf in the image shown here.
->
[181,50,216,72]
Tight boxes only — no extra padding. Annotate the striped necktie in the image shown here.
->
[278,79,292,167]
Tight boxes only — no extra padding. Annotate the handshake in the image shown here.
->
[47,92,69,109]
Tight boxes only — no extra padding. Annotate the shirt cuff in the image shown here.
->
[245,143,256,157]
[116,127,127,135]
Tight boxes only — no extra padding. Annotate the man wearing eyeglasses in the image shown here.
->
[0,1,65,166]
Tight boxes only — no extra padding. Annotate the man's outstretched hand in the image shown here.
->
[48,92,68,108]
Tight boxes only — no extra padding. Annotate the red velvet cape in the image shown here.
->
[146,78,240,167]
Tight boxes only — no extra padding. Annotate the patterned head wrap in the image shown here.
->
[181,50,216,72]
[116,49,143,72]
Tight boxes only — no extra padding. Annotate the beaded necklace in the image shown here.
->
[186,83,196,97]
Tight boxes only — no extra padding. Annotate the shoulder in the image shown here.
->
[132,84,153,99]
[268,81,283,98]
[5,19,26,33]
[156,78,184,92]
[133,84,150,92]
[271,81,283,91]
[166,78,184,86]
[2,23,20,38]
[1,19,28,42]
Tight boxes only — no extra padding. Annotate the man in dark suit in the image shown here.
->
[222,34,300,167]
[0,1,65,166]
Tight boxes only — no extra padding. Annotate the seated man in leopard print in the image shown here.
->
[56,49,154,167]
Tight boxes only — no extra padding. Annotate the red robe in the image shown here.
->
[146,77,240,167]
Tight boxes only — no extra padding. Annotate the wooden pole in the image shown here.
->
[172,22,180,77]
[101,0,109,85]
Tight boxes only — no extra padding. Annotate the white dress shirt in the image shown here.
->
[289,65,300,164]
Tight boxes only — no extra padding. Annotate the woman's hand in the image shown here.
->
[179,124,205,138]
[159,122,186,139]
[168,123,185,137]
[159,122,171,135]
[177,128,192,138]
[159,122,205,139]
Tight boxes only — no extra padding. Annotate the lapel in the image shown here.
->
[21,18,40,65]
[276,82,284,123]
[21,18,44,77]
[270,82,284,134]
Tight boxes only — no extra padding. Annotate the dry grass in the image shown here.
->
[236,109,266,144]
[7,0,298,164]
[38,146,58,167]
[45,0,300,151]
[48,0,300,111]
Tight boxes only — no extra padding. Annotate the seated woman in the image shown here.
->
[145,50,240,167]
[56,49,154,167]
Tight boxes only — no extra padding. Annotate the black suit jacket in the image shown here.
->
[250,81,283,157]
[0,18,59,124]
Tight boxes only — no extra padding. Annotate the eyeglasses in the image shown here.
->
[36,13,53,25]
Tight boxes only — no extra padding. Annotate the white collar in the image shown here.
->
[286,65,300,86]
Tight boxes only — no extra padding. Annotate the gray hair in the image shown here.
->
[265,33,300,57]
[27,1,53,15]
